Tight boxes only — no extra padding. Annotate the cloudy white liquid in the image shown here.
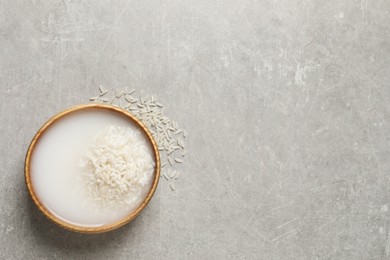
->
[30,109,155,227]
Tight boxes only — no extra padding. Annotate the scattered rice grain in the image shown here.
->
[177,137,183,148]
[124,95,133,102]
[115,90,123,98]
[99,85,107,93]
[175,171,180,179]
[168,157,173,165]
[175,158,183,163]
[169,170,176,178]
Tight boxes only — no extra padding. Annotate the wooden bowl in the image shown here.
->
[24,104,160,234]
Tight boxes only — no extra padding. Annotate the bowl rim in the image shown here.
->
[24,104,161,234]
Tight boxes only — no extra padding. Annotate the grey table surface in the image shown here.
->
[1,0,390,259]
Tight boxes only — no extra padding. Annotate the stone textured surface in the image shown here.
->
[1,0,390,259]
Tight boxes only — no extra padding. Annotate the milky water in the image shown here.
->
[30,109,155,227]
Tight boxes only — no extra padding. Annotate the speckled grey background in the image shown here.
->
[1,0,390,259]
